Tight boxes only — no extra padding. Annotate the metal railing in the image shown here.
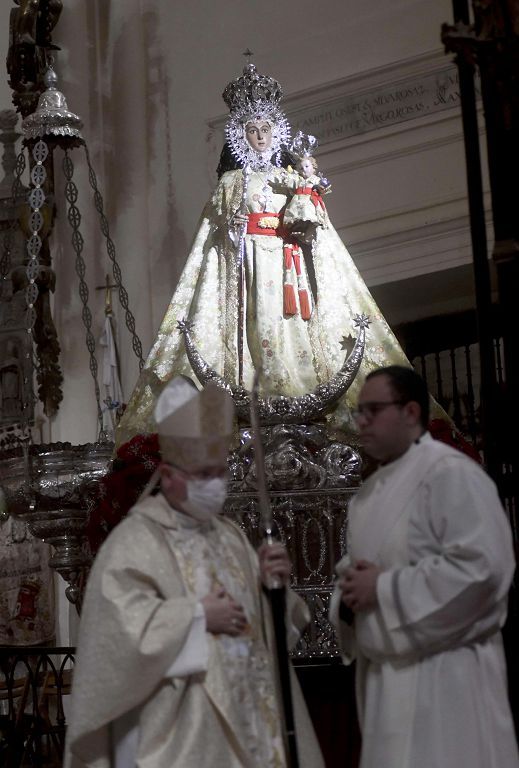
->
[0,647,75,768]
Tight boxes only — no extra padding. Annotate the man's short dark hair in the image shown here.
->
[366,365,430,428]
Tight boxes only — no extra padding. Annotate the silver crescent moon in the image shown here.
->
[176,315,370,424]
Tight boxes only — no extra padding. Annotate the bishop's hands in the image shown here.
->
[200,543,292,636]
[201,585,248,637]
[338,559,381,613]
[258,541,291,589]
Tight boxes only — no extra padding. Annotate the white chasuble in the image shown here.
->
[65,494,324,768]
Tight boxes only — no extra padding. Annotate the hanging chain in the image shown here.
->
[21,140,52,427]
[26,141,47,335]
[82,144,145,370]
[3,141,145,442]
[62,149,105,437]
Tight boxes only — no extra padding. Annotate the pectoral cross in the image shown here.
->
[96,274,117,316]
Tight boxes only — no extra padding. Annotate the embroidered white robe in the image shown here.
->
[115,167,413,446]
[65,493,324,768]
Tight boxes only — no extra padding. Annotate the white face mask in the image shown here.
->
[181,475,228,522]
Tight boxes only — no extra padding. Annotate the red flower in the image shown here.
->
[87,433,161,555]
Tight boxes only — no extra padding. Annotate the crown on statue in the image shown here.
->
[222,63,283,115]
[290,131,319,158]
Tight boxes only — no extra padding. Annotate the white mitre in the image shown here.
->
[154,377,235,471]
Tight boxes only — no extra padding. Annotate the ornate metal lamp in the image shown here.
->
[0,61,144,606]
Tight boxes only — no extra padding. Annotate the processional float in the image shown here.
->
[171,60,370,660]
[0,8,368,668]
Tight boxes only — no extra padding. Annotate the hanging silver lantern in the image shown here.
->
[0,64,144,605]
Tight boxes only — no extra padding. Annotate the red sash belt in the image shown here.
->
[246,212,282,236]
[294,187,326,210]
[245,212,313,321]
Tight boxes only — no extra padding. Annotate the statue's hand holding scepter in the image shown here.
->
[230,165,251,387]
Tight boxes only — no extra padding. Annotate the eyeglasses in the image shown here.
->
[352,400,405,421]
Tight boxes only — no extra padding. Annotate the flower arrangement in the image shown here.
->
[87,433,160,555]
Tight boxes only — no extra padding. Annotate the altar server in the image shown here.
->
[331,365,518,768]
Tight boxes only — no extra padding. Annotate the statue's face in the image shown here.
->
[245,121,272,153]
[299,157,315,179]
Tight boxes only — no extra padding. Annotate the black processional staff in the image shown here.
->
[250,369,300,768]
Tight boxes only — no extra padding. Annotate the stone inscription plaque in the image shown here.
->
[288,66,472,146]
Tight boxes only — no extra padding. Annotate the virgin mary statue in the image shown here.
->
[116,63,413,445]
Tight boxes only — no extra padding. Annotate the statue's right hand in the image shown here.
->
[201,586,247,636]
[231,212,249,228]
